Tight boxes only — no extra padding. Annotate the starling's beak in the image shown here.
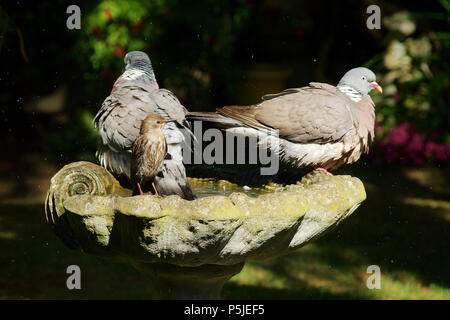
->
[370,81,383,93]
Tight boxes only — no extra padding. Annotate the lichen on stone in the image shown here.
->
[46,162,366,266]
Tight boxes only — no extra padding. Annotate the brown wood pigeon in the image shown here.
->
[94,51,195,199]
[187,67,382,173]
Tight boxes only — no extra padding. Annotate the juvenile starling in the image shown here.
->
[131,114,169,196]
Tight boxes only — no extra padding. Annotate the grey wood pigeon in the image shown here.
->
[187,67,382,173]
[94,51,195,199]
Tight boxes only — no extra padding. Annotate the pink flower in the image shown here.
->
[388,123,411,147]
[435,144,450,162]
[371,122,449,165]
[424,141,439,158]
[405,133,423,155]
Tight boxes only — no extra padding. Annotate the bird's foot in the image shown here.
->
[152,182,160,197]
[313,167,333,176]
[137,183,145,195]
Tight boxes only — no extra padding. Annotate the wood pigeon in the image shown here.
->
[187,67,382,173]
[94,51,195,199]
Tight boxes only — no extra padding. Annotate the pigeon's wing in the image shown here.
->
[261,88,301,101]
[94,84,160,152]
[154,142,195,200]
[217,105,276,134]
[219,82,357,144]
[94,81,194,199]
[257,83,359,144]
[149,88,188,122]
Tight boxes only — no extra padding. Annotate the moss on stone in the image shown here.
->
[46,162,366,266]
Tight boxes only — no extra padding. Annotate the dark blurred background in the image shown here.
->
[0,0,449,299]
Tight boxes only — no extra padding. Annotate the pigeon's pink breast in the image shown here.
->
[281,97,375,170]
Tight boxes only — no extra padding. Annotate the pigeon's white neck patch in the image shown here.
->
[122,68,158,87]
[337,85,362,102]
[123,69,147,81]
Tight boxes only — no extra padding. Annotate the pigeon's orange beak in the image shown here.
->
[370,81,383,93]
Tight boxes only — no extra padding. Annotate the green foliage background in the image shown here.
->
[0,0,448,164]
[368,3,450,140]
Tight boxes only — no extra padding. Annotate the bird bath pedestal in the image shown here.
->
[45,161,366,299]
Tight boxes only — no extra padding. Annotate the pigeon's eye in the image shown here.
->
[156,121,161,124]
[361,76,367,81]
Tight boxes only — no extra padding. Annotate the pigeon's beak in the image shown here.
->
[370,81,383,93]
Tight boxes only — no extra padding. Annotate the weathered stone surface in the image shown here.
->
[46,161,366,267]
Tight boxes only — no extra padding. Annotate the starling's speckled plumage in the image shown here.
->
[131,114,168,196]
[94,51,195,199]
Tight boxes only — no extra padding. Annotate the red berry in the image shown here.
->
[92,26,102,36]
[114,47,125,57]
[134,20,145,32]
[104,9,113,20]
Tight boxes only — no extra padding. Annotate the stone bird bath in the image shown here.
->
[45,161,366,299]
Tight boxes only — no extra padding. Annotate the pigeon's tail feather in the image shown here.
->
[154,173,195,200]
[187,107,275,134]
[186,111,223,122]
[96,146,131,178]
[186,111,242,129]
[153,142,195,200]
[180,119,197,142]
[154,161,195,200]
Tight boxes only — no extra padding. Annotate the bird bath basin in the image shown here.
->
[45,161,366,299]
